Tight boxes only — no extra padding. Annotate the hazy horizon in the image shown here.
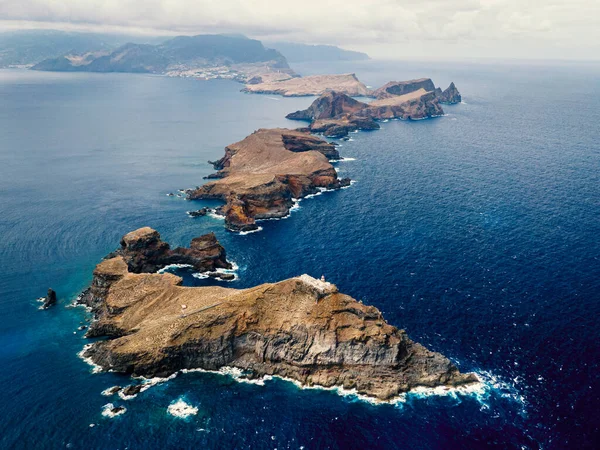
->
[0,0,598,62]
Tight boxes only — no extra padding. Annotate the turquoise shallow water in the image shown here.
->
[0,60,599,449]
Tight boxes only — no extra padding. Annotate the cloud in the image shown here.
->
[0,0,598,59]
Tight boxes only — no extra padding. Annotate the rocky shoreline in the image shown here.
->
[80,230,478,402]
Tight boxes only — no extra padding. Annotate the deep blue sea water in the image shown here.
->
[0,60,599,449]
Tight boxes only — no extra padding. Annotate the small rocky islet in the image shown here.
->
[73,73,473,404]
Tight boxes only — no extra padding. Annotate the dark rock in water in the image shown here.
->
[121,385,143,397]
[107,405,126,416]
[104,386,121,396]
[219,273,235,281]
[42,288,57,309]
[78,325,87,331]
[437,82,461,104]
[167,193,175,196]
[187,208,208,217]
[207,272,235,281]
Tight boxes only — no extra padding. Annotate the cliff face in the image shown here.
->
[186,129,349,232]
[286,91,368,120]
[242,73,370,97]
[371,78,436,99]
[79,228,231,310]
[357,90,444,120]
[286,89,443,137]
[82,256,478,401]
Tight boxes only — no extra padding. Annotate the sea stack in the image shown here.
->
[41,288,57,309]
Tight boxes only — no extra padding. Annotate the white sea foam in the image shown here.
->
[339,157,357,161]
[207,211,225,220]
[239,226,263,235]
[101,403,126,418]
[167,399,198,418]
[78,344,103,374]
[157,264,193,274]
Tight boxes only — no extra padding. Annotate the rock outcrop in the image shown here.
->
[41,288,57,309]
[186,129,350,232]
[81,254,478,401]
[79,228,232,310]
[242,73,369,97]
[436,82,462,104]
[371,78,436,99]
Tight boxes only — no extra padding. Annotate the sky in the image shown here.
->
[0,0,598,60]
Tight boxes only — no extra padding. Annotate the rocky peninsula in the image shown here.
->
[80,229,478,401]
[185,128,350,232]
[242,73,370,97]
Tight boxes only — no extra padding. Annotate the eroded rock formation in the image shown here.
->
[79,228,232,310]
[81,253,478,401]
[186,129,350,232]
[436,82,462,104]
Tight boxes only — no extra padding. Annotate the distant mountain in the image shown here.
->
[32,34,290,74]
[265,42,369,62]
[0,30,165,67]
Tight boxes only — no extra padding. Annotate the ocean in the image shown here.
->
[0,60,598,449]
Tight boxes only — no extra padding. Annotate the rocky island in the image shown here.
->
[285,78,461,137]
[242,73,370,97]
[185,128,350,232]
[81,229,478,401]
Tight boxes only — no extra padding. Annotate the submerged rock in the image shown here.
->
[121,385,142,397]
[187,208,208,217]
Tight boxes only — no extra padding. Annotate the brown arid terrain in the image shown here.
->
[185,128,350,232]
[242,73,370,97]
[81,230,478,401]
